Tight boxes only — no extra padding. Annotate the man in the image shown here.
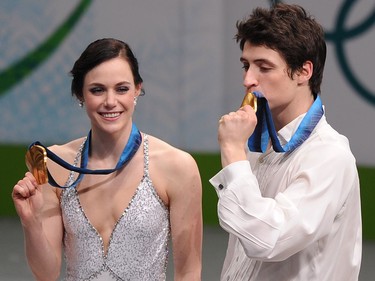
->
[210,3,362,281]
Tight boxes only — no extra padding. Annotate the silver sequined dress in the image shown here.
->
[60,135,170,281]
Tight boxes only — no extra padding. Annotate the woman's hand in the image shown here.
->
[12,172,45,227]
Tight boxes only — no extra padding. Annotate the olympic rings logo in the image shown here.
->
[325,0,375,105]
[271,0,375,106]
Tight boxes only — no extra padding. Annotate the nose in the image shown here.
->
[104,91,117,107]
[243,67,258,90]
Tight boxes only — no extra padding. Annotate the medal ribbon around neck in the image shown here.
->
[27,123,142,188]
[247,91,324,153]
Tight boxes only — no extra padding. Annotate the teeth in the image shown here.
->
[102,112,120,118]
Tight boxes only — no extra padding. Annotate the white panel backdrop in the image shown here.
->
[0,0,374,165]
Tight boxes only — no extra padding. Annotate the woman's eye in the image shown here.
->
[89,87,104,94]
[117,86,129,93]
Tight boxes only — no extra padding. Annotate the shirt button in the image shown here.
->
[218,184,224,190]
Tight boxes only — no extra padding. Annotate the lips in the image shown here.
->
[100,112,121,119]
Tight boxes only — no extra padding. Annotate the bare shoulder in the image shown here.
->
[146,134,198,173]
[45,137,86,195]
[115,134,201,208]
[146,134,201,200]
[48,137,87,161]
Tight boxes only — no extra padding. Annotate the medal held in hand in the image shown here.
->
[25,144,48,185]
[23,123,142,188]
[243,91,324,153]
[241,92,257,112]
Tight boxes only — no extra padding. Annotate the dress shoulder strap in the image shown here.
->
[142,134,150,178]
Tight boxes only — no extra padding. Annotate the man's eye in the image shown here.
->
[242,64,249,71]
[259,66,271,72]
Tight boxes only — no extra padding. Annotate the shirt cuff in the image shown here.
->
[209,160,252,195]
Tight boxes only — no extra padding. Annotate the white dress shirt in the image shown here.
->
[210,114,362,281]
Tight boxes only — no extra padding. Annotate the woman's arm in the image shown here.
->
[167,150,203,281]
[12,172,64,281]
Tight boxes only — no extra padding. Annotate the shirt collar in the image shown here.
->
[277,105,326,146]
[277,113,307,146]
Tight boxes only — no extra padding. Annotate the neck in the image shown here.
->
[89,124,134,166]
[272,93,314,131]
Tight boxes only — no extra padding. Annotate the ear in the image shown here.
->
[135,83,143,98]
[297,61,313,85]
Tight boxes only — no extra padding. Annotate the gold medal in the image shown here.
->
[241,92,257,112]
[25,145,48,185]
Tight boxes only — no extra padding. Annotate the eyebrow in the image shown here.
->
[87,81,132,87]
[240,57,276,67]
[240,57,247,63]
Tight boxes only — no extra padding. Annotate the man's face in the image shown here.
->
[240,41,300,114]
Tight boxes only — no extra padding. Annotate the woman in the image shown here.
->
[12,38,202,281]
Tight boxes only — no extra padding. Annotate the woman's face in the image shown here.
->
[82,56,142,135]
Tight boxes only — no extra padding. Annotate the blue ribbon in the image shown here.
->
[248,92,324,153]
[29,123,142,188]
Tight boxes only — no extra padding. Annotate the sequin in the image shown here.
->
[61,135,170,280]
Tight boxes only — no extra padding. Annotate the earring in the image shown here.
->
[79,101,84,107]
[134,97,138,106]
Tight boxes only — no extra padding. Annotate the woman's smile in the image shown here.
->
[100,111,122,120]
